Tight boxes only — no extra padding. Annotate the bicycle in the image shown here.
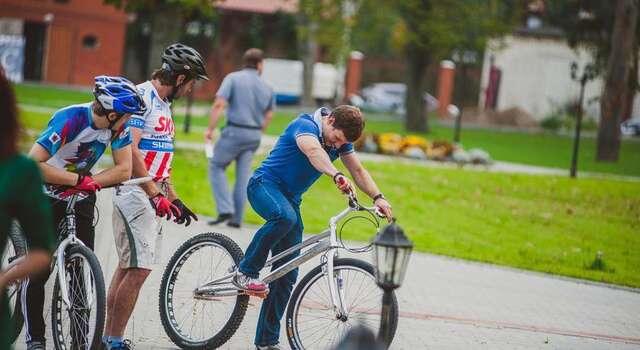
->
[159,194,399,349]
[3,176,151,350]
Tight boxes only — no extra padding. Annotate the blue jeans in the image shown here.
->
[239,175,303,346]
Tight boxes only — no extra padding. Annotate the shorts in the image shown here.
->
[112,184,160,269]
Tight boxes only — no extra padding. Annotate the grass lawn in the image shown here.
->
[171,148,640,288]
[15,82,640,177]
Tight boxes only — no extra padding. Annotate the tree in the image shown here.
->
[598,0,638,160]
[297,0,349,107]
[104,0,213,77]
[547,0,640,161]
[390,0,517,132]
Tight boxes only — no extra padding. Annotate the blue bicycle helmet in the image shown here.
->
[93,76,147,115]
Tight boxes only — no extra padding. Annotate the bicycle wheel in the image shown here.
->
[2,221,28,343]
[286,258,399,350]
[159,232,249,349]
[51,244,105,350]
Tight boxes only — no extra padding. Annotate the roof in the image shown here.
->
[214,0,298,14]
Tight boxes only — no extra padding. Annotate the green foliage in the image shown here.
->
[104,0,213,16]
[392,0,519,61]
[297,0,349,62]
[541,99,598,133]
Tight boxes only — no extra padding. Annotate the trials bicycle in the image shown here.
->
[2,176,151,350]
[159,194,399,349]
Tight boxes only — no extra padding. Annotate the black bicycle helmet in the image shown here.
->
[161,43,209,81]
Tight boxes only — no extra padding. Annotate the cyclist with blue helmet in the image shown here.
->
[22,75,146,350]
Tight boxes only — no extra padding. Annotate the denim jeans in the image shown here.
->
[239,175,303,346]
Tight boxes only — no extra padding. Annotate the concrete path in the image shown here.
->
[12,191,640,349]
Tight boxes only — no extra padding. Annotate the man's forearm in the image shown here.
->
[307,148,339,177]
[37,163,80,186]
[208,105,224,130]
[93,163,130,187]
[132,149,160,197]
[352,168,382,199]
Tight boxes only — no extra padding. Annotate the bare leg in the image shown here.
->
[106,268,151,337]
[105,267,127,335]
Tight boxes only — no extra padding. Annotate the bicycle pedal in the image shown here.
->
[242,288,270,299]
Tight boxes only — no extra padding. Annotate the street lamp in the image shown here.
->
[372,221,413,348]
[569,62,596,178]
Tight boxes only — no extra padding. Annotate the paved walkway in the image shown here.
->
[13,191,640,349]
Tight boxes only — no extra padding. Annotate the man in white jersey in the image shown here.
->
[24,76,146,350]
[102,43,209,350]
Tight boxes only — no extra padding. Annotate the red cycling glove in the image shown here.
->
[60,175,102,198]
[333,172,354,195]
[150,193,182,220]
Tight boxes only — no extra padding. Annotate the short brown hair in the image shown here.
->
[243,48,264,69]
[151,68,194,86]
[0,69,19,159]
[331,105,365,142]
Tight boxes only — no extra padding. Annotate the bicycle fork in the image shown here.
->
[323,221,347,321]
[54,211,93,310]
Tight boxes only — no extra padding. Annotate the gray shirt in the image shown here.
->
[217,68,273,130]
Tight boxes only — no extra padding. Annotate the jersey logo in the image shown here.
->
[154,116,175,134]
[49,132,61,144]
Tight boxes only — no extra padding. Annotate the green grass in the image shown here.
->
[171,148,640,288]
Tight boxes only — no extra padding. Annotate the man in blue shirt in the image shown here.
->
[233,106,393,350]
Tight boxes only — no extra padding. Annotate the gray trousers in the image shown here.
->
[208,126,261,225]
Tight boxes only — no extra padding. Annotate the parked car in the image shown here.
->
[349,82,439,115]
[621,118,640,137]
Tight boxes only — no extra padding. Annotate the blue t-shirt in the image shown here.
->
[36,103,131,175]
[254,112,354,200]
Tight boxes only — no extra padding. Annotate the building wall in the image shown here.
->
[0,0,128,86]
[479,35,605,121]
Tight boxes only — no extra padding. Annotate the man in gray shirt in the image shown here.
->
[205,48,273,227]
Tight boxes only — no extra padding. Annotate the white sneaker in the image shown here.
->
[233,271,267,292]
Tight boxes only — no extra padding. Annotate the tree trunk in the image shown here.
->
[622,47,638,122]
[404,43,430,132]
[148,6,184,74]
[597,0,639,161]
[300,21,318,107]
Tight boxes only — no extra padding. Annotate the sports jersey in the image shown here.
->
[36,102,131,175]
[254,108,354,200]
[128,81,175,181]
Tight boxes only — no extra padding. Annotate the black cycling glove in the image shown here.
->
[171,199,198,226]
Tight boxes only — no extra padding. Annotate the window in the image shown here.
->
[82,35,99,49]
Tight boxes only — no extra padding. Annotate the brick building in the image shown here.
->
[0,0,128,85]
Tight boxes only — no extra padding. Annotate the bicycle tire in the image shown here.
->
[286,258,399,350]
[4,221,28,344]
[50,244,106,350]
[159,232,249,349]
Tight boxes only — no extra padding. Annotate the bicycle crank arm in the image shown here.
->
[194,284,241,297]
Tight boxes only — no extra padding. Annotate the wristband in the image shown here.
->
[332,172,345,183]
[373,193,385,201]
[76,174,84,185]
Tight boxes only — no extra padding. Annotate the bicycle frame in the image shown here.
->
[194,201,379,319]
[52,176,153,309]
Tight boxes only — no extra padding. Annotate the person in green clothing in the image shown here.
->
[0,68,55,350]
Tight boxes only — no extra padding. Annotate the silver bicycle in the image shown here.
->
[3,176,151,350]
[159,195,399,349]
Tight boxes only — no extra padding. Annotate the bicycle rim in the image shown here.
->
[291,264,386,349]
[163,240,240,344]
[51,248,105,350]
[1,230,25,341]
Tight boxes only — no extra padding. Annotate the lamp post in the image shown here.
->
[569,62,596,178]
[372,221,413,348]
